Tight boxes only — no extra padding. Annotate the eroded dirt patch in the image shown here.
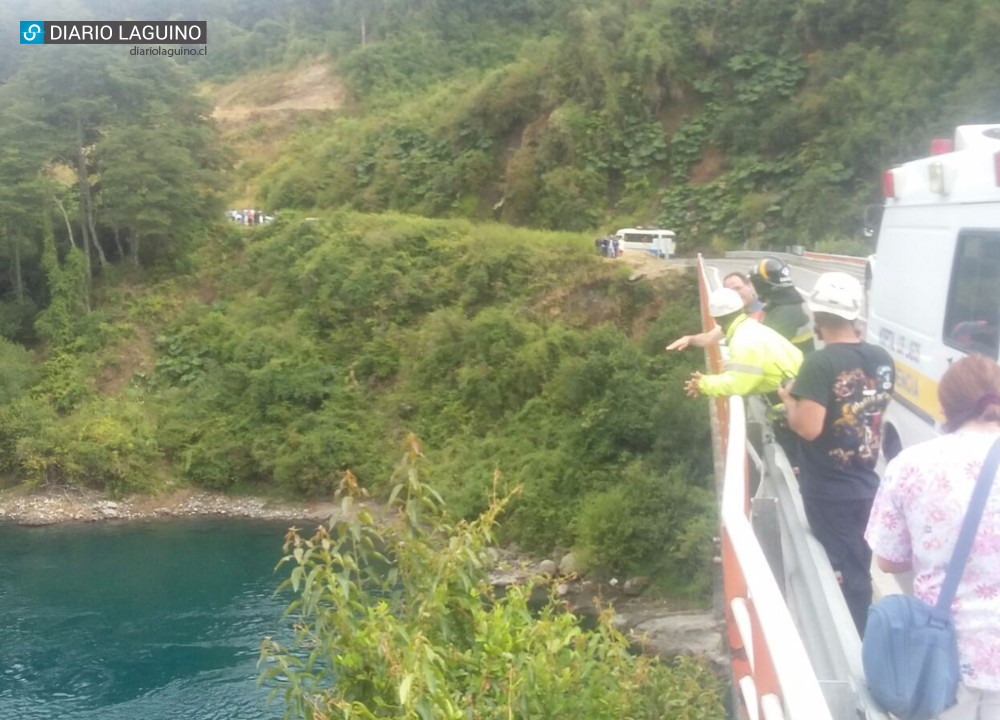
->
[210,59,345,123]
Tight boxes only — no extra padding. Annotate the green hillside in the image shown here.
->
[202,0,1000,251]
[8,1,992,712]
[0,208,715,594]
[6,0,999,253]
[1,0,996,596]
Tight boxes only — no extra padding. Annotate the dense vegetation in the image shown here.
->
[261,439,723,719]
[0,204,715,594]
[58,0,995,252]
[256,0,994,251]
[6,0,998,251]
[4,0,995,713]
[1,0,717,618]
[0,42,225,336]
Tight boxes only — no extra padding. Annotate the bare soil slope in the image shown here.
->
[206,58,346,206]
[210,59,345,122]
[616,249,690,279]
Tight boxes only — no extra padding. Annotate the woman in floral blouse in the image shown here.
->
[866,354,1000,719]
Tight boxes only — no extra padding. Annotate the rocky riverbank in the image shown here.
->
[491,553,725,670]
[0,486,724,669]
[0,486,337,526]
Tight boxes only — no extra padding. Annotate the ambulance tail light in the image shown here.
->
[930,138,953,155]
[882,170,896,199]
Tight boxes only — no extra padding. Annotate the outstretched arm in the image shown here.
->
[666,325,723,351]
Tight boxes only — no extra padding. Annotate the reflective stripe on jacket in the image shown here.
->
[763,292,815,354]
[698,314,804,397]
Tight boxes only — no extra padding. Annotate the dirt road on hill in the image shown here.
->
[210,60,345,123]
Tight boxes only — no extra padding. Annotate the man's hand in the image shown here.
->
[666,335,692,351]
[776,379,795,404]
[684,371,703,398]
[779,379,826,441]
[667,326,721,351]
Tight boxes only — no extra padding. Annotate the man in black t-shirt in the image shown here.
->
[777,272,894,636]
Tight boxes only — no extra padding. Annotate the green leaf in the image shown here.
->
[399,673,413,704]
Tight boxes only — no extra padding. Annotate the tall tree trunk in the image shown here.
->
[111,227,125,260]
[93,232,110,267]
[12,241,23,303]
[51,197,91,312]
[75,117,107,270]
[53,197,78,250]
[73,121,94,280]
[129,230,140,267]
[72,140,94,313]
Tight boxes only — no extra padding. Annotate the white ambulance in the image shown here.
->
[866,124,1000,457]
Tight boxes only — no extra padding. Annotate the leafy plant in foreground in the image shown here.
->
[260,435,723,719]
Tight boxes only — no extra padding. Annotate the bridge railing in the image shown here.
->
[696,255,891,720]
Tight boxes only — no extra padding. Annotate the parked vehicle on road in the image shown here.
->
[865,124,1000,458]
[614,227,676,258]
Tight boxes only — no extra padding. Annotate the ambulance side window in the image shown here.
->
[944,231,1000,359]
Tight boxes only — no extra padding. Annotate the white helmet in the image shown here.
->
[708,288,744,318]
[808,272,863,320]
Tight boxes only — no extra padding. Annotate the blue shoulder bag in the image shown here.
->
[862,437,1000,720]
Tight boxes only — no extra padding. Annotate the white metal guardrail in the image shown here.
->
[745,400,892,720]
[724,250,867,284]
[719,397,834,720]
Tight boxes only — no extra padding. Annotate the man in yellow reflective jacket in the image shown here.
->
[684,288,804,398]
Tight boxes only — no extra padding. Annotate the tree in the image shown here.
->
[10,47,120,274]
[93,59,226,266]
[3,47,226,274]
[95,111,222,266]
[0,105,53,307]
[260,437,723,719]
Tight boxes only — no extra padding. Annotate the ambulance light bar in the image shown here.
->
[882,169,895,199]
[930,138,953,155]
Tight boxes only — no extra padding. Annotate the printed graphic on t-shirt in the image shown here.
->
[829,364,894,467]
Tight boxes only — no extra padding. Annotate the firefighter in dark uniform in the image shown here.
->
[749,257,815,354]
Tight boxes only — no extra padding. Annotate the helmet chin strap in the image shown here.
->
[716,312,740,333]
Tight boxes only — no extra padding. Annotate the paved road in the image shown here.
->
[705,253,870,333]
[704,253,864,296]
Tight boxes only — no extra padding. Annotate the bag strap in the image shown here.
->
[937,436,1000,610]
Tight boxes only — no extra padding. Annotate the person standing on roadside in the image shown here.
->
[683,288,802,399]
[777,272,894,635]
[666,272,765,351]
[865,355,1000,719]
[725,271,765,321]
[749,257,815,354]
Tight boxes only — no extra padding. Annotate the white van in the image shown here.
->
[865,124,1000,457]
[614,227,676,258]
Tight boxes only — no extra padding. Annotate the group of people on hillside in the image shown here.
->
[669,258,1000,719]
[594,236,621,258]
[228,208,271,225]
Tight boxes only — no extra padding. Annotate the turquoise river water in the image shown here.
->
[0,518,306,720]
